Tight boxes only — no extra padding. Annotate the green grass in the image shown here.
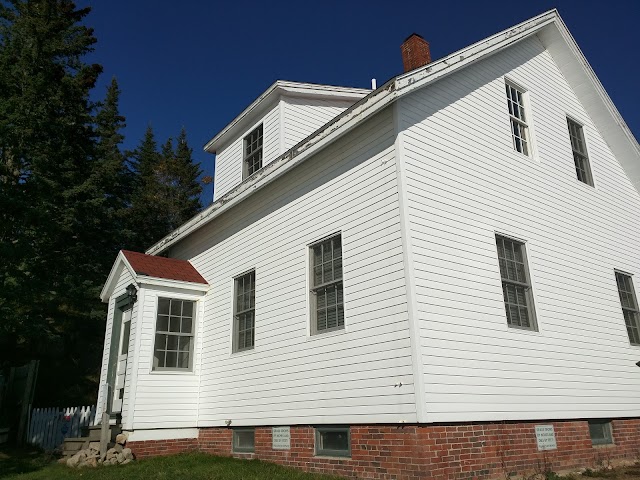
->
[0,449,346,480]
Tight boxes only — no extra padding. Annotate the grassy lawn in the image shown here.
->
[0,449,345,480]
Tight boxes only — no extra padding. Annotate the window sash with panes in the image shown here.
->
[315,427,350,457]
[495,236,536,330]
[153,298,194,370]
[505,83,530,156]
[243,125,263,179]
[588,420,613,445]
[234,271,256,352]
[567,118,594,186]
[615,272,640,345]
[310,235,344,334]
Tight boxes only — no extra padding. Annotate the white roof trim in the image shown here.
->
[100,251,137,302]
[203,80,369,153]
[147,9,640,256]
[137,276,210,293]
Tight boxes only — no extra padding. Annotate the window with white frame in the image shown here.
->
[495,235,537,330]
[505,82,530,156]
[315,427,350,457]
[233,270,256,352]
[153,298,195,370]
[615,271,640,345]
[232,428,255,453]
[567,118,594,186]
[243,124,263,179]
[310,234,344,334]
[588,420,613,445]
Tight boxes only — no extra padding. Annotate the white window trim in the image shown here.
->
[504,77,538,161]
[305,231,347,338]
[614,269,640,347]
[148,291,202,375]
[494,231,540,333]
[242,123,263,180]
[232,269,256,353]
[314,426,351,457]
[566,114,596,188]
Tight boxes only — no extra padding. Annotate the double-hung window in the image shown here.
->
[243,124,263,179]
[567,118,594,186]
[615,271,640,345]
[505,82,530,156]
[153,298,195,370]
[233,270,256,352]
[495,235,537,330]
[310,234,344,334]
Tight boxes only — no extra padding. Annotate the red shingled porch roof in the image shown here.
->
[122,250,207,285]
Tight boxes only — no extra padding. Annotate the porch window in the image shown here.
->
[153,298,195,370]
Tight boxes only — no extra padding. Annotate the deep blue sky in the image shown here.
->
[78,0,640,205]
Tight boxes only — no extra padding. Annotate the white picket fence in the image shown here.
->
[28,405,96,451]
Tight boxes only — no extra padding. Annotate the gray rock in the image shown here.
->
[67,452,82,468]
[121,458,132,465]
[113,443,123,453]
[122,448,133,460]
[85,457,98,468]
[116,452,125,463]
[115,433,128,445]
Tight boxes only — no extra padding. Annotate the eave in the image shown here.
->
[147,9,640,256]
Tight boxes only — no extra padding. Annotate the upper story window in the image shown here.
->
[567,118,594,186]
[505,82,530,156]
[495,235,537,331]
[233,270,256,352]
[153,298,195,370]
[243,124,263,179]
[615,271,640,345]
[310,234,344,334]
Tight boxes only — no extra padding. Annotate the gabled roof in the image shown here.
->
[203,81,370,154]
[147,9,640,256]
[121,250,207,284]
[100,250,208,302]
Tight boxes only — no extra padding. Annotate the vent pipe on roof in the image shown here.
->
[401,33,431,73]
[371,78,377,90]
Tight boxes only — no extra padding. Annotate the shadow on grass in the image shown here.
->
[0,447,56,479]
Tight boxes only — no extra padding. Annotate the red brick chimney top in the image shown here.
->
[401,33,431,73]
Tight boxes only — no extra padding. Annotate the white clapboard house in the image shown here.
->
[97,9,640,478]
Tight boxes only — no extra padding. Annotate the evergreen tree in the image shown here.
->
[128,127,202,252]
[0,0,109,405]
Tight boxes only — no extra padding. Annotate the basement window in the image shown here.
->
[232,428,255,453]
[588,420,613,446]
[243,124,263,179]
[315,427,350,457]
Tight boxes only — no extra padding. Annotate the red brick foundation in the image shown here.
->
[127,418,640,480]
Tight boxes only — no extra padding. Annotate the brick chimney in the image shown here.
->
[401,33,431,73]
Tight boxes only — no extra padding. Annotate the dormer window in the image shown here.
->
[243,124,263,179]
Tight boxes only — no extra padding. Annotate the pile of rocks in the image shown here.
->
[65,433,134,468]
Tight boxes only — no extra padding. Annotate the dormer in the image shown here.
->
[204,81,369,201]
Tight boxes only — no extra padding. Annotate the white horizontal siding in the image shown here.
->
[401,35,640,422]
[283,96,357,150]
[171,106,417,426]
[213,103,280,201]
[130,288,203,430]
[96,265,133,421]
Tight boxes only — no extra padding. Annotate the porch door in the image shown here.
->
[112,308,132,414]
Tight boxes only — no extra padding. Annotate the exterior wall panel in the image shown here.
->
[399,35,640,422]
